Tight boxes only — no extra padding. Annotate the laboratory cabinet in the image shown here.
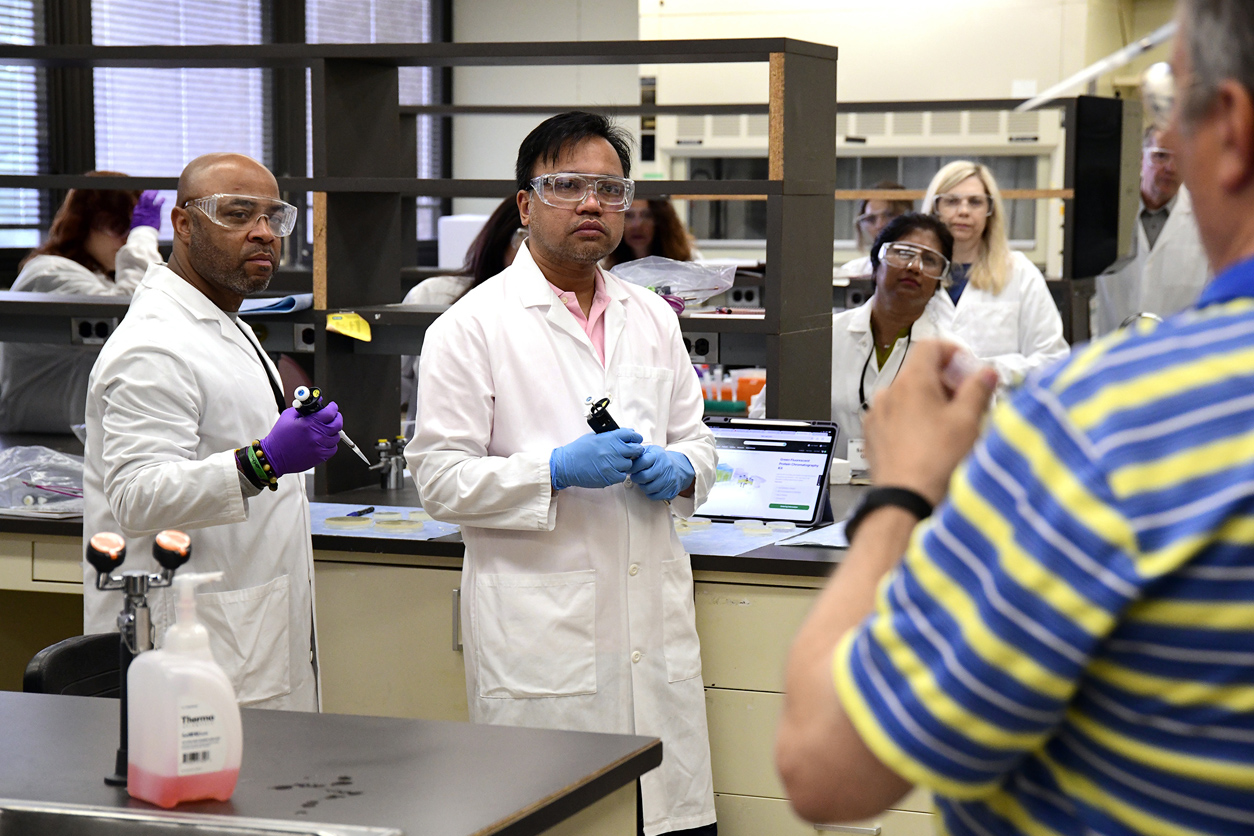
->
[694,575,933,836]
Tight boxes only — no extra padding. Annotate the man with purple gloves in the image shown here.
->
[83,153,339,711]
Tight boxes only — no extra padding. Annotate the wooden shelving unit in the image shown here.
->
[0,37,838,492]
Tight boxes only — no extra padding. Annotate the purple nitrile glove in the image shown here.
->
[550,428,644,490]
[258,401,343,477]
[629,445,695,501]
[130,190,165,231]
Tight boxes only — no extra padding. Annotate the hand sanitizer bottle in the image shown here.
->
[126,571,243,808]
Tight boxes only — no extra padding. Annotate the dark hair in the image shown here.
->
[604,199,693,268]
[460,196,523,292]
[514,111,633,193]
[21,171,140,274]
[867,212,954,277]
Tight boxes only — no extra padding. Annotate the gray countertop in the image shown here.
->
[0,433,856,576]
[0,691,659,836]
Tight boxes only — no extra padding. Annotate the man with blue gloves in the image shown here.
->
[409,112,718,836]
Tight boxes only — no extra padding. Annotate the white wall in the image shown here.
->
[639,0,1171,104]
[451,0,640,214]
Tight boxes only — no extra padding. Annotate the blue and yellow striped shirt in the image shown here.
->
[835,258,1254,835]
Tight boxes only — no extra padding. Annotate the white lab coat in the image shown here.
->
[407,243,718,836]
[830,298,969,458]
[1094,186,1210,336]
[0,226,160,432]
[932,251,1069,386]
[82,264,317,711]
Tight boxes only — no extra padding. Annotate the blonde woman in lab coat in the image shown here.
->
[922,161,1069,386]
[831,213,968,461]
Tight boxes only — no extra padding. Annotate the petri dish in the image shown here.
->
[686,518,712,527]
[324,516,373,530]
[408,510,432,522]
[372,511,403,522]
[733,519,763,528]
[740,526,773,535]
[374,519,424,533]
[766,521,796,530]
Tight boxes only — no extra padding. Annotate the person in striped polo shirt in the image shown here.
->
[775,2,1254,834]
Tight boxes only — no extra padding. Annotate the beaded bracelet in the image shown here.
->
[246,440,279,491]
[235,447,268,490]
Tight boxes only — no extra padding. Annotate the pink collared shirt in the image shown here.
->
[547,270,610,366]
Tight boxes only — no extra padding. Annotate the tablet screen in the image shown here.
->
[695,419,838,526]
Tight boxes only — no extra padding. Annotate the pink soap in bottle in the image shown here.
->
[127,571,242,808]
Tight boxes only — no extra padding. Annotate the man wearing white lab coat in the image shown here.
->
[1095,127,1210,334]
[409,113,718,836]
[83,154,343,711]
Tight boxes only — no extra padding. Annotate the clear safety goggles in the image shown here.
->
[529,173,635,211]
[878,241,950,279]
[183,193,299,237]
[934,193,993,215]
[1144,146,1175,165]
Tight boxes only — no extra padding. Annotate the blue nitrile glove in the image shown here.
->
[130,190,165,230]
[259,402,343,477]
[550,428,644,490]
[629,445,695,501]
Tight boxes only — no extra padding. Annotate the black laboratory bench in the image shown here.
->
[0,431,852,577]
[0,691,658,836]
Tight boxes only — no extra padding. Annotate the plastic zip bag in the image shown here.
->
[0,445,85,517]
[611,256,736,307]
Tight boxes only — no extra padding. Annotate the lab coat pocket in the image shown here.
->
[661,557,702,683]
[614,365,674,442]
[475,569,597,698]
[195,574,292,706]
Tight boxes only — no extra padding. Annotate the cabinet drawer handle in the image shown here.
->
[815,825,880,834]
[452,587,462,652]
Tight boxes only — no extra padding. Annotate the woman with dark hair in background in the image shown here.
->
[602,198,696,268]
[401,195,525,433]
[0,174,163,432]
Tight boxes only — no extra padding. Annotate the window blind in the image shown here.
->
[0,0,42,248]
[92,0,268,240]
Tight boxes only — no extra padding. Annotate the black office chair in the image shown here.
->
[23,633,121,698]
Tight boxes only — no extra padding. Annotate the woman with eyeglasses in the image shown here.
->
[0,175,163,432]
[835,181,913,279]
[601,198,697,269]
[922,161,1068,386]
[828,213,970,458]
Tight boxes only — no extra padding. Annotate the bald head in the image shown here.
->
[176,153,278,207]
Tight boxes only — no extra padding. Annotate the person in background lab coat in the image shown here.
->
[834,181,913,281]
[922,161,1069,386]
[83,153,343,711]
[831,214,970,460]
[399,195,524,435]
[0,175,162,432]
[1094,126,1210,334]
[408,112,718,836]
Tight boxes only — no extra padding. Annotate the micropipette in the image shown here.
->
[292,385,372,465]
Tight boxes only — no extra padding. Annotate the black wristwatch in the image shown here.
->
[844,487,934,543]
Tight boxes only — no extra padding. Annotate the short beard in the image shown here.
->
[188,220,272,297]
